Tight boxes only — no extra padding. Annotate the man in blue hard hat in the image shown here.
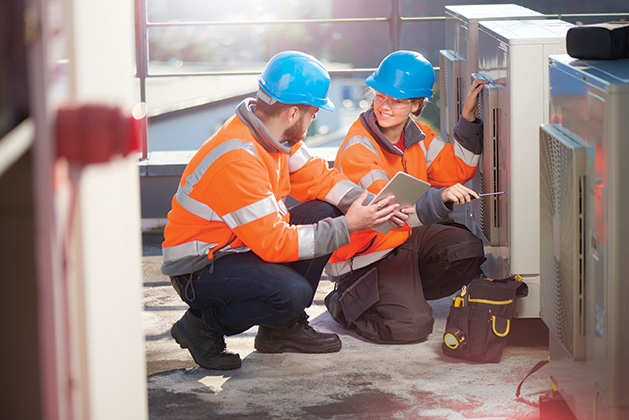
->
[161,51,411,370]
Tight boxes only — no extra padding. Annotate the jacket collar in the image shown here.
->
[235,98,290,154]
[359,109,426,155]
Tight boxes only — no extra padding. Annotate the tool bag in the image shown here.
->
[442,274,528,363]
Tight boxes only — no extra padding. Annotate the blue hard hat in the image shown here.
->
[258,51,335,111]
[366,50,434,100]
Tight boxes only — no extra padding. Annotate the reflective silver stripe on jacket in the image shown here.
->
[422,138,440,168]
[425,137,480,169]
[163,240,218,262]
[337,136,379,173]
[359,169,389,190]
[297,225,315,259]
[222,195,278,230]
[324,179,357,207]
[453,140,480,167]
[182,139,257,194]
[176,187,222,221]
[325,248,395,277]
[162,240,253,263]
[164,139,265,262]
[176,139,258,221]
[288,143,312,173]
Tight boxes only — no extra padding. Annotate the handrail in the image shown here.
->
[146,17,390,27]
[137,7,629,82]
[134,0,410,157]
[548,12,628,19]
[135,0,411,87]
[134,0,628,157]
[151,68,380,77]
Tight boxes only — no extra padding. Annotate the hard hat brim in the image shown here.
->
[366,73,433,100]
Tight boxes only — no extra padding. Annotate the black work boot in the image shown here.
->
[254,312,342,354]
[171,309,241,370]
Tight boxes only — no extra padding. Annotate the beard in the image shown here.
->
[280,114,310,146]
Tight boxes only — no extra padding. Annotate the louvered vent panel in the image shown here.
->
[439,50,463,144]
[540,124,586,360]
[474,77,504,246]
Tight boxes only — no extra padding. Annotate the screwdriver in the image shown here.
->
[479,191,507,197]
[472,191,507,199]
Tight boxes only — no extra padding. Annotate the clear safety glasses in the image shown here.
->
[373,93,413,109]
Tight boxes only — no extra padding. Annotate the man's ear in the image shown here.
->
[286,106,300,123]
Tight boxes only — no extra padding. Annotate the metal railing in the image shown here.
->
[133,0,440,157]
[133,0,446,102]
[133,0,627,156]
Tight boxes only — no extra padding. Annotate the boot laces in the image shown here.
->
[295,312,316,333]
[204,329,227,351]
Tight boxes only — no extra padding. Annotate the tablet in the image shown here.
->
[369,171,431,234]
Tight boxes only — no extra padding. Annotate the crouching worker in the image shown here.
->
[161,51,406,370]
[325,51,487,344]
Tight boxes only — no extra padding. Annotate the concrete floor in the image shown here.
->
[142,231,553,420]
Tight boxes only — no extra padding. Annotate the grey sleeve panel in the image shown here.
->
[415,187,453,225]
[333,183,375,214]
[313,215,351,257]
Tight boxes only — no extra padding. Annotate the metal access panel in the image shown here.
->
[546,55,629,420]
[539,124,588,361]
[439,4,545,143]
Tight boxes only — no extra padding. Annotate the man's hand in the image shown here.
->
[345,190,400,233]
[461,78,488,122]
[441,183,479,205]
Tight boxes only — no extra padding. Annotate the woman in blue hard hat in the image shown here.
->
[162,51,406,369]
[325,50,488,344]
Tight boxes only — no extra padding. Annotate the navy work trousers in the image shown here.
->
[171,200,341,336]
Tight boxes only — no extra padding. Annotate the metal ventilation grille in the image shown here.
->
[540,124,587,361]
[473,77,504,246]
[439,50,463,144]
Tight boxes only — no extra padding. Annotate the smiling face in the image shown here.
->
[372,92,420,129]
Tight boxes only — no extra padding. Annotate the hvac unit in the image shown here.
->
[439,4,544,143]
[455,19,574,318]
[541,54,629,420]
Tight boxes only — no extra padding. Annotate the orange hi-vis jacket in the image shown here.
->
[161,99,365,277]
[326,110,483,277]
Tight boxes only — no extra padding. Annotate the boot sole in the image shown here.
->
[171,323,242,370]
[254,338,342,354]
